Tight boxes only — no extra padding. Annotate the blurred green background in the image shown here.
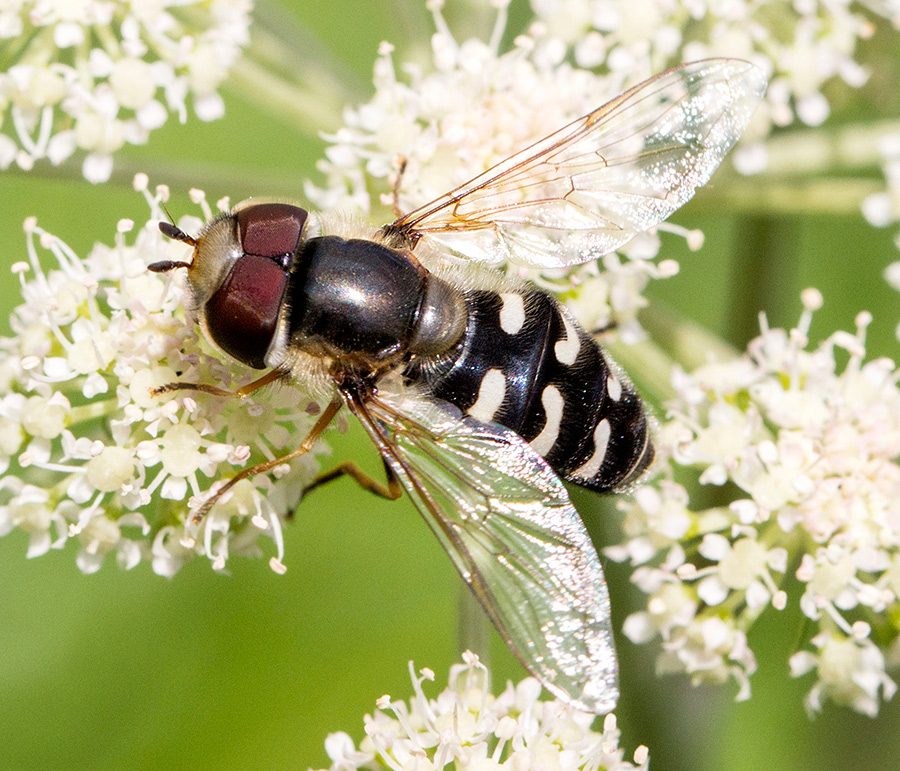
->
[2,1,900,769]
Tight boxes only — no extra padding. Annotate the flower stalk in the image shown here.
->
[226,0,367,135]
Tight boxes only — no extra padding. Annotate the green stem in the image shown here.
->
[230,0,369,136]
[68,398,119,425]
[386,0,433,47]
[640,305,740,371]
[5,157,313,201]
[603,336,681,406]
[226,56,347,138]
[724,215,800,348]
[692,177,883,216]
[690,117,899,215]
[603,309,741,407]
[754,119,900,177]
[458,583,492,668]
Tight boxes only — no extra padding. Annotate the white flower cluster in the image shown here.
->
[529,0,886,145]
[308,0,628,217]
[307,0,682,341]
[0,0,251,182]
[316,652,649,771]
[0,176,325,576]
[608,289,900,715]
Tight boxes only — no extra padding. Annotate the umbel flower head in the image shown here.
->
[0,0,251,182]
[609,289,900,716]
[0,175,326,576]
[530,0,888,135]
[316,652,650,771]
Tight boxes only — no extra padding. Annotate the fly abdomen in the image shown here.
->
[406,289,654,492]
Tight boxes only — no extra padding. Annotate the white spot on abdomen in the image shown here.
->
[529,385,564,457]
[607,375,622,401]
[468,368,506,424]
[554,311,580,365]
[499,293,526,335]
[572,419,611,481]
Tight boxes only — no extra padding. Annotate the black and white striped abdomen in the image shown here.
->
[405,289,654,492]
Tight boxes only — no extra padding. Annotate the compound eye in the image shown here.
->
[237,203,308,260]
[205,255,289,369]
[202,203,307,370]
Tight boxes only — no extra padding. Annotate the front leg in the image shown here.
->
[190,396,344,524]
[151,367,288,400]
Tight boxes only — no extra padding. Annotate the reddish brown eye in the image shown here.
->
[237,203,308,259]
[203,204,308,369]
[204,255,289,369]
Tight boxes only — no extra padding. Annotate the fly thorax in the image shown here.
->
[287,236,427,361]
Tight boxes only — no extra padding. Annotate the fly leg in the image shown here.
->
[589,320,617,337]
[190,396,344,524]
[151,367,288,400]
[388,156,408,217]
[301,457,402,502]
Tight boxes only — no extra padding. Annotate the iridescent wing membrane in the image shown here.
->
[393,58,766,268]
[346,388,618,713]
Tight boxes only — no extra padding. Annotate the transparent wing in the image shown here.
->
[391,58,766,268]
[343,385,618,713]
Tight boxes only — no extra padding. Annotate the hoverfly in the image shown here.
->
[150,59,766,713]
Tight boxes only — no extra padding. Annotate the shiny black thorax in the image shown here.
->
[286,236,426,362]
